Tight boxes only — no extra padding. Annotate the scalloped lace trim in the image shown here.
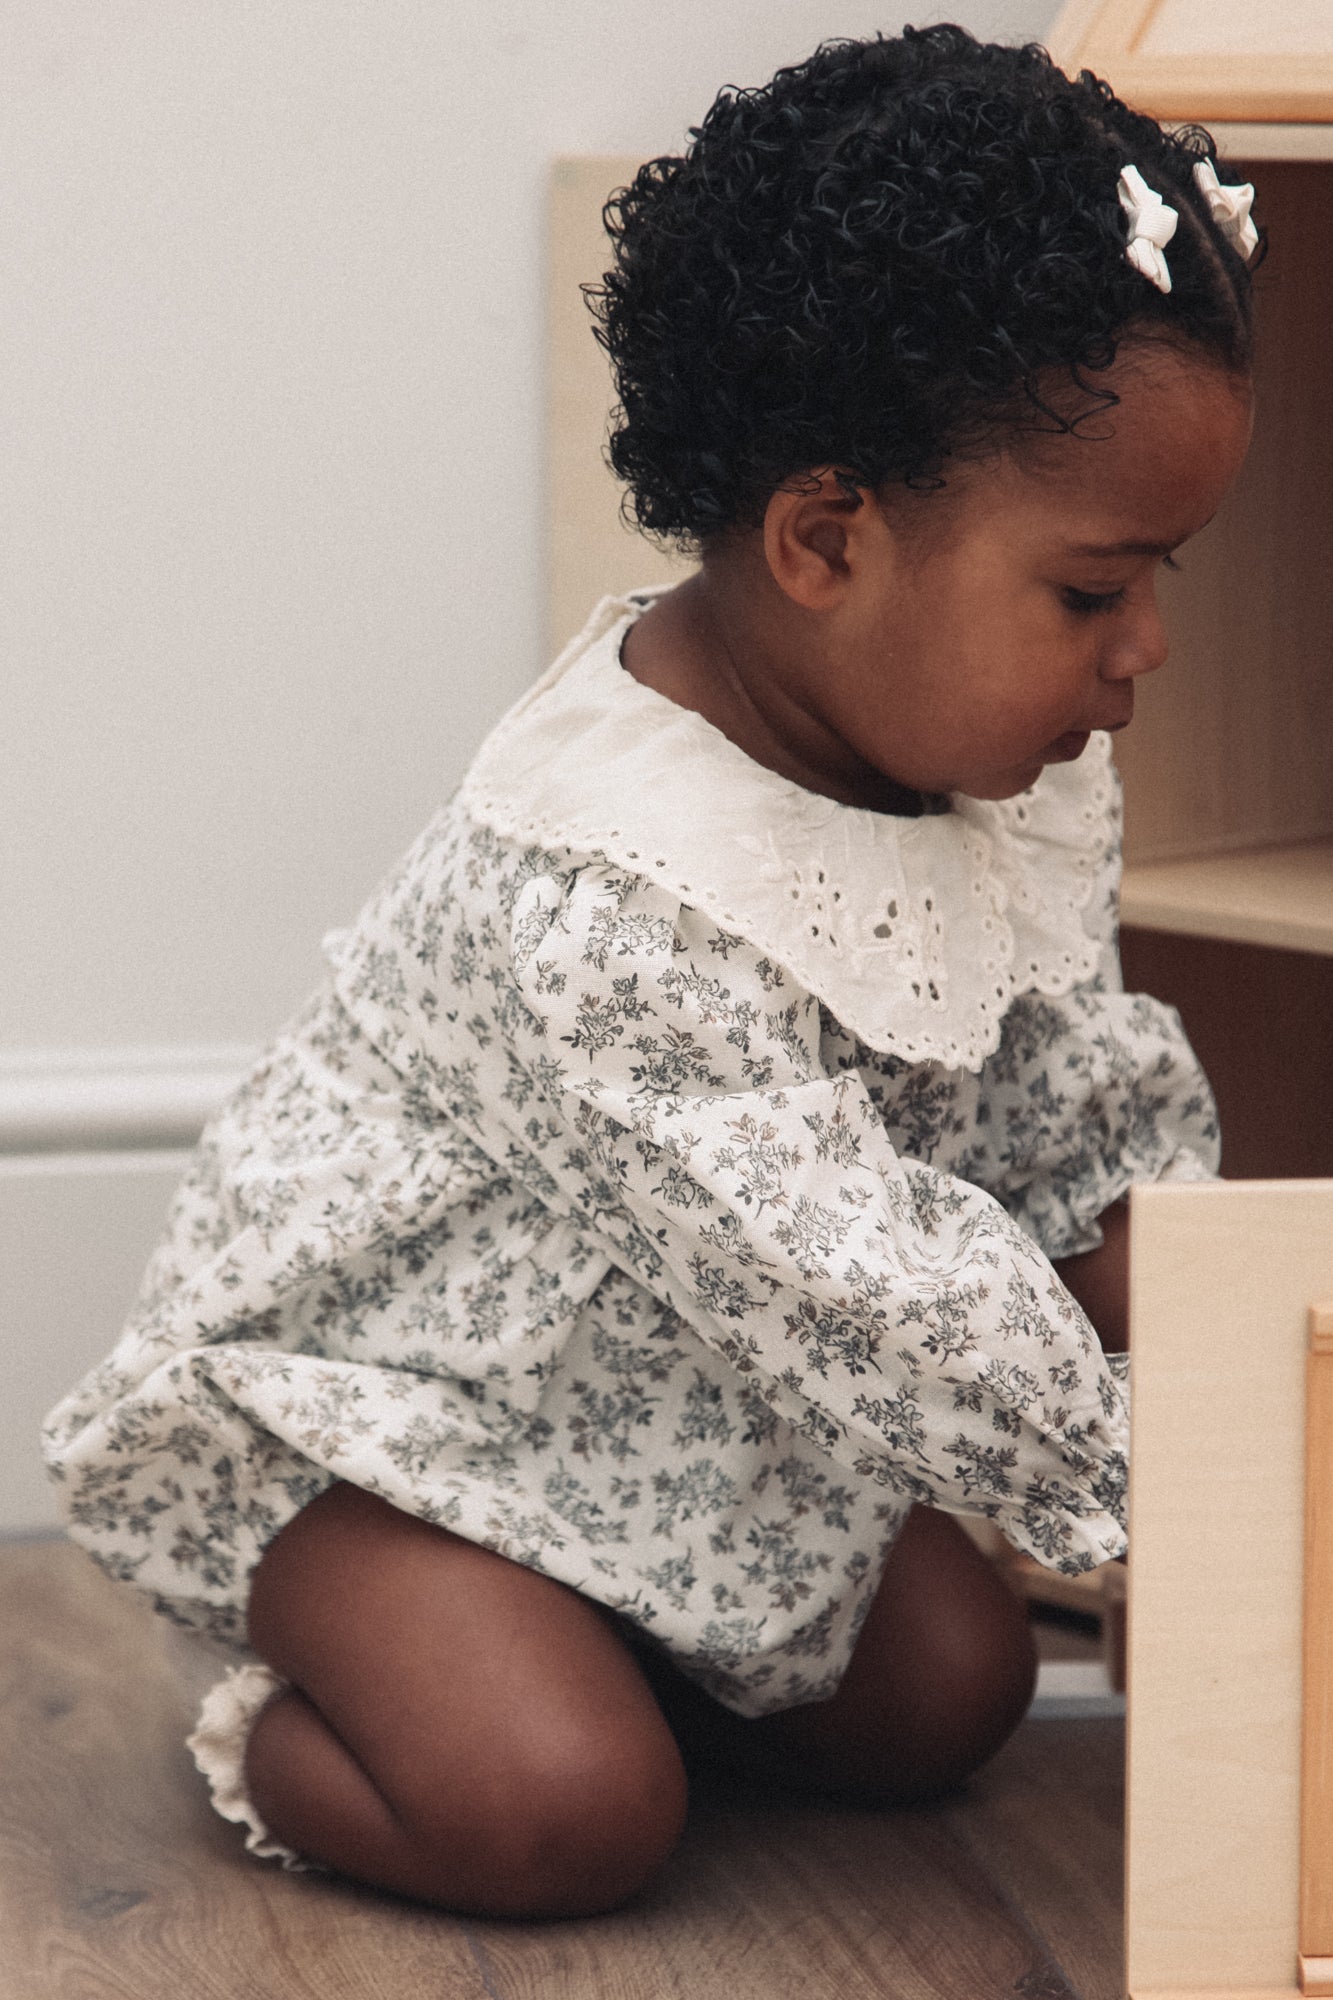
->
[186,1663,314,1870]
[460,591,1115,1070]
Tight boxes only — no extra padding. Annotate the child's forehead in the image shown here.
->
[926,348,1253,551]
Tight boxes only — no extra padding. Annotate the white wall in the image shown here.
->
[4,0,1059,1057]
[2,0,1058,1530]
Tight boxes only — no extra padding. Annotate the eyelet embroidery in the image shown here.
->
[459,593,1116,1070]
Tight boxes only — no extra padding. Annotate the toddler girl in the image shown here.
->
[44,23,1259,1921]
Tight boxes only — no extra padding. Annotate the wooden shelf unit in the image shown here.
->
[1121,839,1333,956]
[1105,135,1333,1177]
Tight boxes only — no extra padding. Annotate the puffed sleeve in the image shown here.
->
[493,863,1129,1575]
[970,792,1219,1261]
[973,982,1219,1261]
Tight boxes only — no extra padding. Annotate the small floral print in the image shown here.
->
[41,768,1215,1719]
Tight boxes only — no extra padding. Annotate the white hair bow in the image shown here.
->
[1118,164,1178,294]
[1193,158,1259,263]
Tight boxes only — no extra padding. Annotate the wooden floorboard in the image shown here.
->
[942,1718,1124,2000]
[468,1796,1065,2000]
[0,1541,1124,2000]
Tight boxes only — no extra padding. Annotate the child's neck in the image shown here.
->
[619,561,928,816]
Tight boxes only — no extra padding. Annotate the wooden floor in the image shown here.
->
[0,1540,1124,2000]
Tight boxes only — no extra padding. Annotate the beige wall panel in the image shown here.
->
[546,157,691,660]
[1126,1179,1333,1996]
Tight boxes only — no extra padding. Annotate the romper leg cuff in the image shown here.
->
[186,1662,317,1871]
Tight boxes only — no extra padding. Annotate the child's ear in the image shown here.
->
[762,470,877,610]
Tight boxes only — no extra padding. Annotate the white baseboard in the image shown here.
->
[0,1045,253,1154]
[1,1148,196,1533]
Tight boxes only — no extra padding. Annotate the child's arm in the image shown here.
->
[1052,1198,1129,1354]
[492,868,1137,1575]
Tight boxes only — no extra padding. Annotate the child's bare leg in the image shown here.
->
[746,1504,1038,1798]
[241,1488,1031,1912]
[243,1482,687,1917]
[635,1504,1038,1805]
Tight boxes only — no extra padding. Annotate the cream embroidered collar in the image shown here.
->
[461,590,1115,1070]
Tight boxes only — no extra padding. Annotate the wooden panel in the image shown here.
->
[1118,929,1333,1180]
[1116,162,1333,866]
[1044,0,1115,70]
[545,157,689,661]
[1125,1179,1333,1997]
[1120,840,1333,956]
[1093,73,1333,129]
[1045,0,1333,120]
[1131,1990,1298,1998]
[1303,1306,1333,1966]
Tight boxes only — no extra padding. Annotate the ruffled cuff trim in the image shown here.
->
[998,1480,1128,1574]
[996,1343,1130,1574]
[185,1662,315,1871]
[1013,1144,1219,1263]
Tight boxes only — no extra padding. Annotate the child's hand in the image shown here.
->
[1052,1199,1129,1354]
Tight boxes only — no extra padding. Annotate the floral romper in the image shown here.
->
[43,589,1217,1861]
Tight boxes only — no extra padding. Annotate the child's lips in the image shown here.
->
[1046,710,1131,761]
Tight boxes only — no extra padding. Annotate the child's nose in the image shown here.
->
[1100,592,1169,682]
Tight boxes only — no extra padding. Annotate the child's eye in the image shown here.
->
[1060,554,1183,618]
[1062,586,1126,617]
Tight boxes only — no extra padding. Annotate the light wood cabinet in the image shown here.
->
[1126,1179,1333,2000]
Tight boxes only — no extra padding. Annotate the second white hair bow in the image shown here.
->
[1193,158,1260,262]
[1118,164,1178,294]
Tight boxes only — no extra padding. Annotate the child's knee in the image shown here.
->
[819,1596,1035,1808]
[882,1514,1038,1794]
[241,1485,689,1914]
[773,1509,1038,1805]
[403,1706,689,1917]
[916,1569,1037,1787]
[244,1671,687,1917]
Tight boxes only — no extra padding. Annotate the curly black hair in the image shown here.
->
[587,25,1260,547]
